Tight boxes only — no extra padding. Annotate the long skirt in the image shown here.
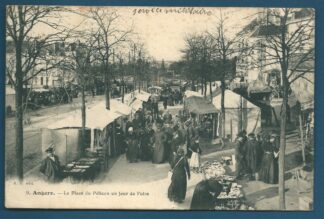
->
[140,142,152,161]
[152,143,165,164]
[168,170,187,202]
[259,153,278,184]
[190,152,200,168]
[126,144,139,163]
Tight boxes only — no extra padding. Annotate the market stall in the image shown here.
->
[63,157,100,183]
[200,159,252,210]
[213,90,261,141]
[43,104,123,180]
[184,95,219,138]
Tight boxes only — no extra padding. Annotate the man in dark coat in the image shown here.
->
[190,179,231,210]
[40,146,62,183]
[235,133,247,179]
[185,120,195,154]
[115,124,126,154]
[245,133,259,179]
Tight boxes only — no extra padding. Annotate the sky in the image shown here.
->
[31,6,259,62]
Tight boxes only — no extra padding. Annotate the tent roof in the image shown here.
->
[134,91,151,102]
[148,86,162,91]
[248,80,272,94]
[185,96,219,115]
[47,104,121,130]
[91,99,132,116]
[129,99,143,111]
[6,86,15,95]
[184,90,203,98]
[213,90,258,109]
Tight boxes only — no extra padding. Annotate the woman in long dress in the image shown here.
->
[168,148,190,203]
[152,124,167,163]
[189,137,202,172]
[168,125,183,167]
[126,127,139,163]
[259,134,279,184]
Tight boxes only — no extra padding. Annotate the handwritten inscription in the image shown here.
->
[132,7,213,16]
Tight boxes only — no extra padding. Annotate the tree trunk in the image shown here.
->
[201,77,204,95]
[81,84,86,151]
[122,80,125,103]
[238,95,243,133]
[279,76,288,210]
[209,81,212,102]
[15,40,24,182]
[105,69,110,110]
[221,80,226,139]
[204,79,207,98]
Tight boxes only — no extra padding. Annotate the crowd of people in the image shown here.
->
[235,130,280,184]
[114,105,206,204]
[161,86,184,110]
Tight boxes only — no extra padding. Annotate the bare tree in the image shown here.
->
[257,8,314,209]
[85,8,133,110]
[61,31,97,151]
[6,5,68,181]
[208,10,242,141]
[182,33,217,97]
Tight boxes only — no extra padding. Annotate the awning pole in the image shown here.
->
[90,129,94,151]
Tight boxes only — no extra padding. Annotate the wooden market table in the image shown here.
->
[63,157,101,182]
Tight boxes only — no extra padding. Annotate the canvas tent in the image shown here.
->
[134,90,151,102]
[184,90,203,98]
[184,96,219,115]
[129,99,144,112]
[213,90,261,141]
[43,104,122,165]
[90,99,132,117]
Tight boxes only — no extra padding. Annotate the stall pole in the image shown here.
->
[113,121,116,156]
[65,135,68,164]
[230,119,233,142]
[299,114,306,165]
[90,129,94,151]
[212,113,215,139]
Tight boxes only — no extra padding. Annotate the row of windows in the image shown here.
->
[34,77,55,86]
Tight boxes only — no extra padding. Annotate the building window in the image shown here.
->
[46,77,49,86]
[40,77,43,85]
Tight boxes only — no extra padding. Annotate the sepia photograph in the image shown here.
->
[4,5,314,210]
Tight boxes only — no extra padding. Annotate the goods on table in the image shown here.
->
[201,161,226,179]
[221,156,232,165]
[218,183,244,199]
[63,157,100,182]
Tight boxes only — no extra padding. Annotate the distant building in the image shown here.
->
[235,8,314,125]
[6,40,77,89]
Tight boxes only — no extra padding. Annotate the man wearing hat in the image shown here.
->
[245,133,260,179]
[39,143,62,183]
[235,133,247,179]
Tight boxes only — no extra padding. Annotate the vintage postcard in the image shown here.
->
[5,6,314,210]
